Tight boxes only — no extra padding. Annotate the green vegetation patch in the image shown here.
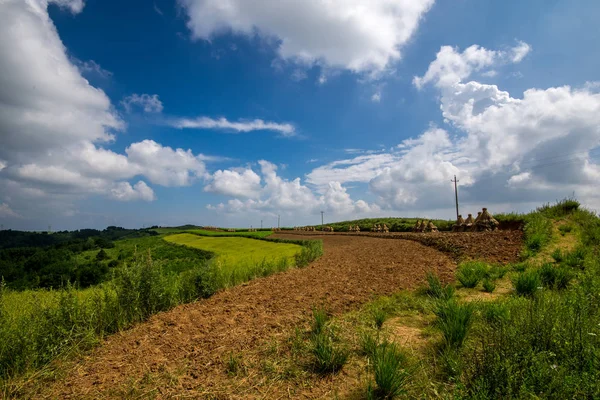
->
[164,233,300,265]
[186,229,273,238]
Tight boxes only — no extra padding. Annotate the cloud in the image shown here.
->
[0,203,21,219]
[73,59,113,79]
[510,40,531,63]
[304,43,600,213]
[413,41,531,89]
[169,116,296,137]
[371,91,382,102]
[179,0,435,76]
[110,181,156,202]
[207,161,379,218]
[121,93,164,113]
[205,168,262,198]
[0,0,215,221]
[125,140,207,186]
[153,3,164,15]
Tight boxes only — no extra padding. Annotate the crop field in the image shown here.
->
[164,233,300,265]
[4,199,600,400]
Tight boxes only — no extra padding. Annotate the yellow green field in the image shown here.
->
[164,233,303,289]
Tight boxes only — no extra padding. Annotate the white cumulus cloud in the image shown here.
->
[179,0,435,76]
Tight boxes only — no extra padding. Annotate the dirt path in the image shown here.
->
[24,235,455,399]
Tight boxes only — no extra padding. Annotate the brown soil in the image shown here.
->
[27,232,522,399]
[282,230,523,264]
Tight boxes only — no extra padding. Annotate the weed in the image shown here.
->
[425,273,455,300]
[370,341,411,399]
[456,261,489,288]
[481,302,510,324]
[310,331,349,374]
[488,265,509,280]
[434,300,473,349]
[551,248,565,262]
[523,213,553,253]
[372,308,387,330]
[512,269,541,296]
[360,331,379,358]
[512,262,529,272]
[438,347,462,380]
[226,353,244,376]
[482,279,496,293]
[562,247,586,269]
[311,307,329,335]
[558,224,573,236]
[540,263,573,290]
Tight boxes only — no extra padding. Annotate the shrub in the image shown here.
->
[482,279,496,293]
[512,270,541,297]
[370,341,411,399]
[456,261,489,288]
[425,272,455,300]
[434,300,474,349]
[537,198,580,218]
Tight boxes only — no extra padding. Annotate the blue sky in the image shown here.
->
[1,0,600,230]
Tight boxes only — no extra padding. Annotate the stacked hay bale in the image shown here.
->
[464,214,475,231]
[382,223,389,233]
[473,208,499,231]
[426,221,438,232]
[412,220,421,232]
[452,215,465,232]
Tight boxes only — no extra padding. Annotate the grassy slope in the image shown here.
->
[226,199,599,398]
[164,233,300,265]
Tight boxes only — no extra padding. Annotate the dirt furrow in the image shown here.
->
[36,235,456,399]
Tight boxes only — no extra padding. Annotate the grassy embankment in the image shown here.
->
[0,232,322,396]
[231,199,600,398]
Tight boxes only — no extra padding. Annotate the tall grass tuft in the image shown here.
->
[372,307,387,330]
[425,272,455,300]
[368,341,412,399]
[482,279,496,293]
[311,307,328,335]
[523,213,553,253]
[512,269,541,296]
[456,261,489,288]
[434,300,474,349]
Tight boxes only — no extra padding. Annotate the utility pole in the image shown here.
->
[320,211,324,229]
[451,175,460,221]
[277,214,280,229]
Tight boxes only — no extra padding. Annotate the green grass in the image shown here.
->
[164,234,299,265]
[434,299,474,349]
[456,261,489,288]
[368,340,411,399]
[512,269,541,296]
[482,279,496,293]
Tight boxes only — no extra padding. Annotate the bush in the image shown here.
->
[456,261,489,288]
[425,272,455,300]
[434,300,474,349]
[537,198,580,218]
[512,270,541,297]
[369,341,411,399]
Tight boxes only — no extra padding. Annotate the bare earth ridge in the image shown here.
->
[32,232,521,399]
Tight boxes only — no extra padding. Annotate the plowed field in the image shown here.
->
[29,232,522,399]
